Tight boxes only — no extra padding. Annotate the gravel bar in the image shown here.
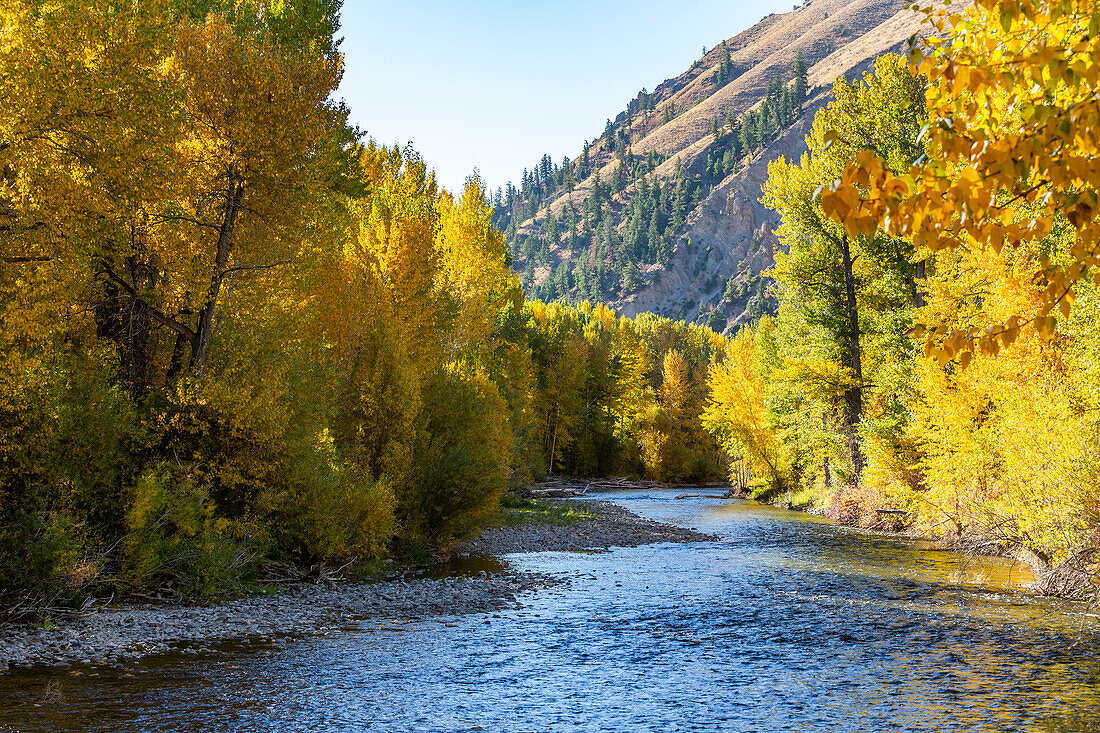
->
[456,498,717,555]
[1,497,715,672]
[0,572,552,672]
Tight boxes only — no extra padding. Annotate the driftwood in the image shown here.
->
[254,560,354,584]
[529,477,670,497]
[1030,528,1100,601]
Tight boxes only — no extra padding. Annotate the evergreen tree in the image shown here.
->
[671,180,689,232]
[792,51,808,109]
[622,258,641,293]
[717,41,733,85]
[647,211,661,262]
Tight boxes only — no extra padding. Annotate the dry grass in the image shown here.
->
[520,0,927,244]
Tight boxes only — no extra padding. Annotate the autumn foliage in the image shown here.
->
[0,0,730,600]
[6,0,1097,603]
[703,6,1100,588]
[819,0,1100,360]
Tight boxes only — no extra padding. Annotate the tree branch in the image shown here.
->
[217,258,292,282]
[99,259,196,342]
[149,213,221,230]
[3,255,53,263]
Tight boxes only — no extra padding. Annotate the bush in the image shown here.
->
[333,325,420,483]
[0,346,140,598]
[154,377,285,521]
[121,465,250,598]
[401,364,511,544]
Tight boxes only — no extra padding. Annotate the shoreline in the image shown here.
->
[0,497,714,673]
[744,488,1098,601]
[454,498,717,556]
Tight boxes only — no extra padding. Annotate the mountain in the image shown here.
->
[492,0,929,331]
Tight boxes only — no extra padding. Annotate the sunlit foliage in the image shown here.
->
[819,0,1100,361]
[706,45,1100,579]
[0,0,733,599]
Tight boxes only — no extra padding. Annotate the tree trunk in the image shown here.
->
[190,179,244,377]
[95,258,151,400]
[548,402,560,476]
[839,234,865,482]
[127,297,151,397]
[913,258,926,308]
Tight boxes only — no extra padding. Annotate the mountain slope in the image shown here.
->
[494,0,929,330]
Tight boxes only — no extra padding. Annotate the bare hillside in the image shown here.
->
[494,0,930,329]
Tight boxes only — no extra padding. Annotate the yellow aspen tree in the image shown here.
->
[819,0,1100,362]
[703,328,791,490]
[434,173,521,359]
[352,143,444,369]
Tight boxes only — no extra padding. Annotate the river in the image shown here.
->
[2,490,1099,732]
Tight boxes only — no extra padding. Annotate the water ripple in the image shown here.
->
[2,491,1099,732]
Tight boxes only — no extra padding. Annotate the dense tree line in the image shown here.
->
[0,0,730,602]
[705,40,1100,581]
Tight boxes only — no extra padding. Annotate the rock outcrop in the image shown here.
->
[609,2,929,327]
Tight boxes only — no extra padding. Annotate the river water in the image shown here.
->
[2,490,1099,732]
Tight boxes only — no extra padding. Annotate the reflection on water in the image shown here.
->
[2,491,1098,732]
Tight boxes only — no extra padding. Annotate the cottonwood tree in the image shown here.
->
[820,0,1100,363]
[1,0,353,394]
[761,55,927,483]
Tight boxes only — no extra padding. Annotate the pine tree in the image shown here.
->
[622,258,641,293]
[792,51,808,110]
[647,211,661,262]
[730,121,743,158]
[717,42,733,86]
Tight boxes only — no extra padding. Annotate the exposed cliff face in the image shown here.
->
[610,112,813,324]
[611,8,926,328]
[506,0,930,327]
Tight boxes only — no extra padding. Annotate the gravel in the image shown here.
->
[0,573,551,672]
[0,497,715,672]
[455,498,717,555]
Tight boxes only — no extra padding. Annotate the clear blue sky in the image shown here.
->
[338,0,795,194]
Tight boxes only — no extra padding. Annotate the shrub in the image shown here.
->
[0,346,140,598]
[121,465,250,598]
[332,325,421,483]
[402,364,511,544]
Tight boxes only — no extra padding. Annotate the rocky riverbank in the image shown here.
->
[0,572,556,673]
[455,498,717,555]
[1,496,715,672]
